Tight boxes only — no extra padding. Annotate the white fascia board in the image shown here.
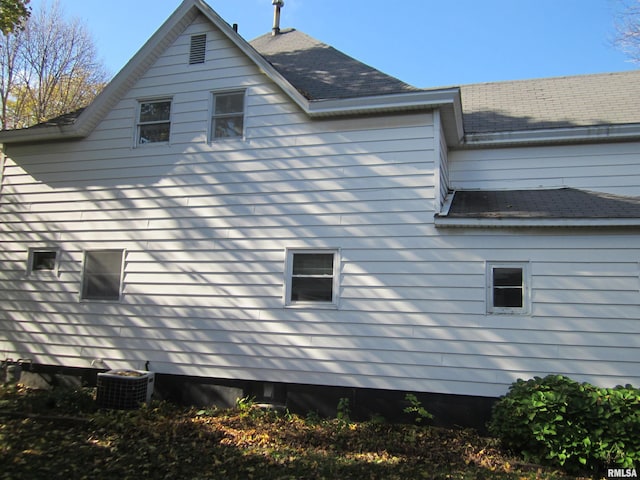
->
[462,123,640,148]
[305,89,461,117]
[434,216,640,228]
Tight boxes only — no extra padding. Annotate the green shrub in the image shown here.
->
[489,375,640,474]
[403,393,434,424]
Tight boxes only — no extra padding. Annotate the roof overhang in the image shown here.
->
[435,216,640,228]
[460,123,640,148]
[435,189,640,228]
[305,88,464,146]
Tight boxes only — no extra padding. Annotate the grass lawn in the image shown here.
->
[0,385,587,479]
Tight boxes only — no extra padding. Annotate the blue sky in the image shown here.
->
[29,0,638,88]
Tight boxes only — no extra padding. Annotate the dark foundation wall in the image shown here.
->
[12,363,497,433]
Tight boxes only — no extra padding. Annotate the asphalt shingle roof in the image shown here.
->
[447,188,640,219]
[250,29,418,100]
[459,70,640,134]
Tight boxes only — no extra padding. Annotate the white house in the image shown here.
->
[1,0,638,422]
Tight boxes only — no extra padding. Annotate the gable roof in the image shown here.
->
[436,188,640,227]
[0,0,460,146]
[250,29,418,100]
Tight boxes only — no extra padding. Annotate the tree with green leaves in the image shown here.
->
[0,0,107,129]
[0,0,30,34]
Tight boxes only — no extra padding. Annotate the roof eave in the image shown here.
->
[306,88,464,146]
[461,123,640,148]
[434,216,640,228]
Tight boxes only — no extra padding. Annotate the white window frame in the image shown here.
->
[135,98,172,146]
[80,249,125,302]
[284,248,340,308]
[26,247,60,276]
[210,89,246,141]
[486,262,530,315]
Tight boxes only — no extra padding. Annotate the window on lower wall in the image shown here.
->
[81,250,125,301]
[285,249,339,307]
[487,262,530,314]
[27,247,59,275]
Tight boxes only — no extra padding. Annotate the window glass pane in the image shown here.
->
[139,101,171,122]
[139,123,170,143]
[32,251,56,271]
[213,116,244,138]
[493,268,522,287]
[494,287,523,308]
[292,277,333,302]
[82,250,123,300]
[293,254,334,276]
[215,93,244,114]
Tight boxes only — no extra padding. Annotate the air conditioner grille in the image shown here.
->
[96,370,154,410]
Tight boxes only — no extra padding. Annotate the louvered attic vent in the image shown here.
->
[189,34,207,64]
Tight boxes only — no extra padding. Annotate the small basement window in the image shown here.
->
[285,249,339,307]
[81,250,125,301]
[211,91,245,140]
[487,262,530,314]
[27,248,59,275]
[189,34,207,64]
[137,99,171,145]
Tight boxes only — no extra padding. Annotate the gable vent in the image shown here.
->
[189,34,207,64]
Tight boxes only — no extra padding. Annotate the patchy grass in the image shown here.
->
[0,385,586,479]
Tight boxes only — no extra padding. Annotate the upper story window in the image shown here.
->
[487,262,530,314]
[211,91,245,140]
[285,249,340,307]
[137,100,171,145]
[81,249,125,302]
[189,34,207,64]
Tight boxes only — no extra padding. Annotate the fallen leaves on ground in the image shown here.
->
[0,386,580,480]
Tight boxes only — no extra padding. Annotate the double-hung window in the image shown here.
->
[211,91,245,140]
[137,99,171,145]
[81,250,125,301]
[487,262,530,314]
[285,250,339,307]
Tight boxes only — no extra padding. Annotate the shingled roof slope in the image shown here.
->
[250,29,419,100]
[447,188,640,219]
[459,70,640,134]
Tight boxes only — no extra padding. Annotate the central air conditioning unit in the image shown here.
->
[96,370,155,409]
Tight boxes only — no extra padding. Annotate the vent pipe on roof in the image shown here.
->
[272,0,284,35]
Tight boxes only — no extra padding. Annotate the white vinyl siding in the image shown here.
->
[0,13,638,399]
[449,142,640,196]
